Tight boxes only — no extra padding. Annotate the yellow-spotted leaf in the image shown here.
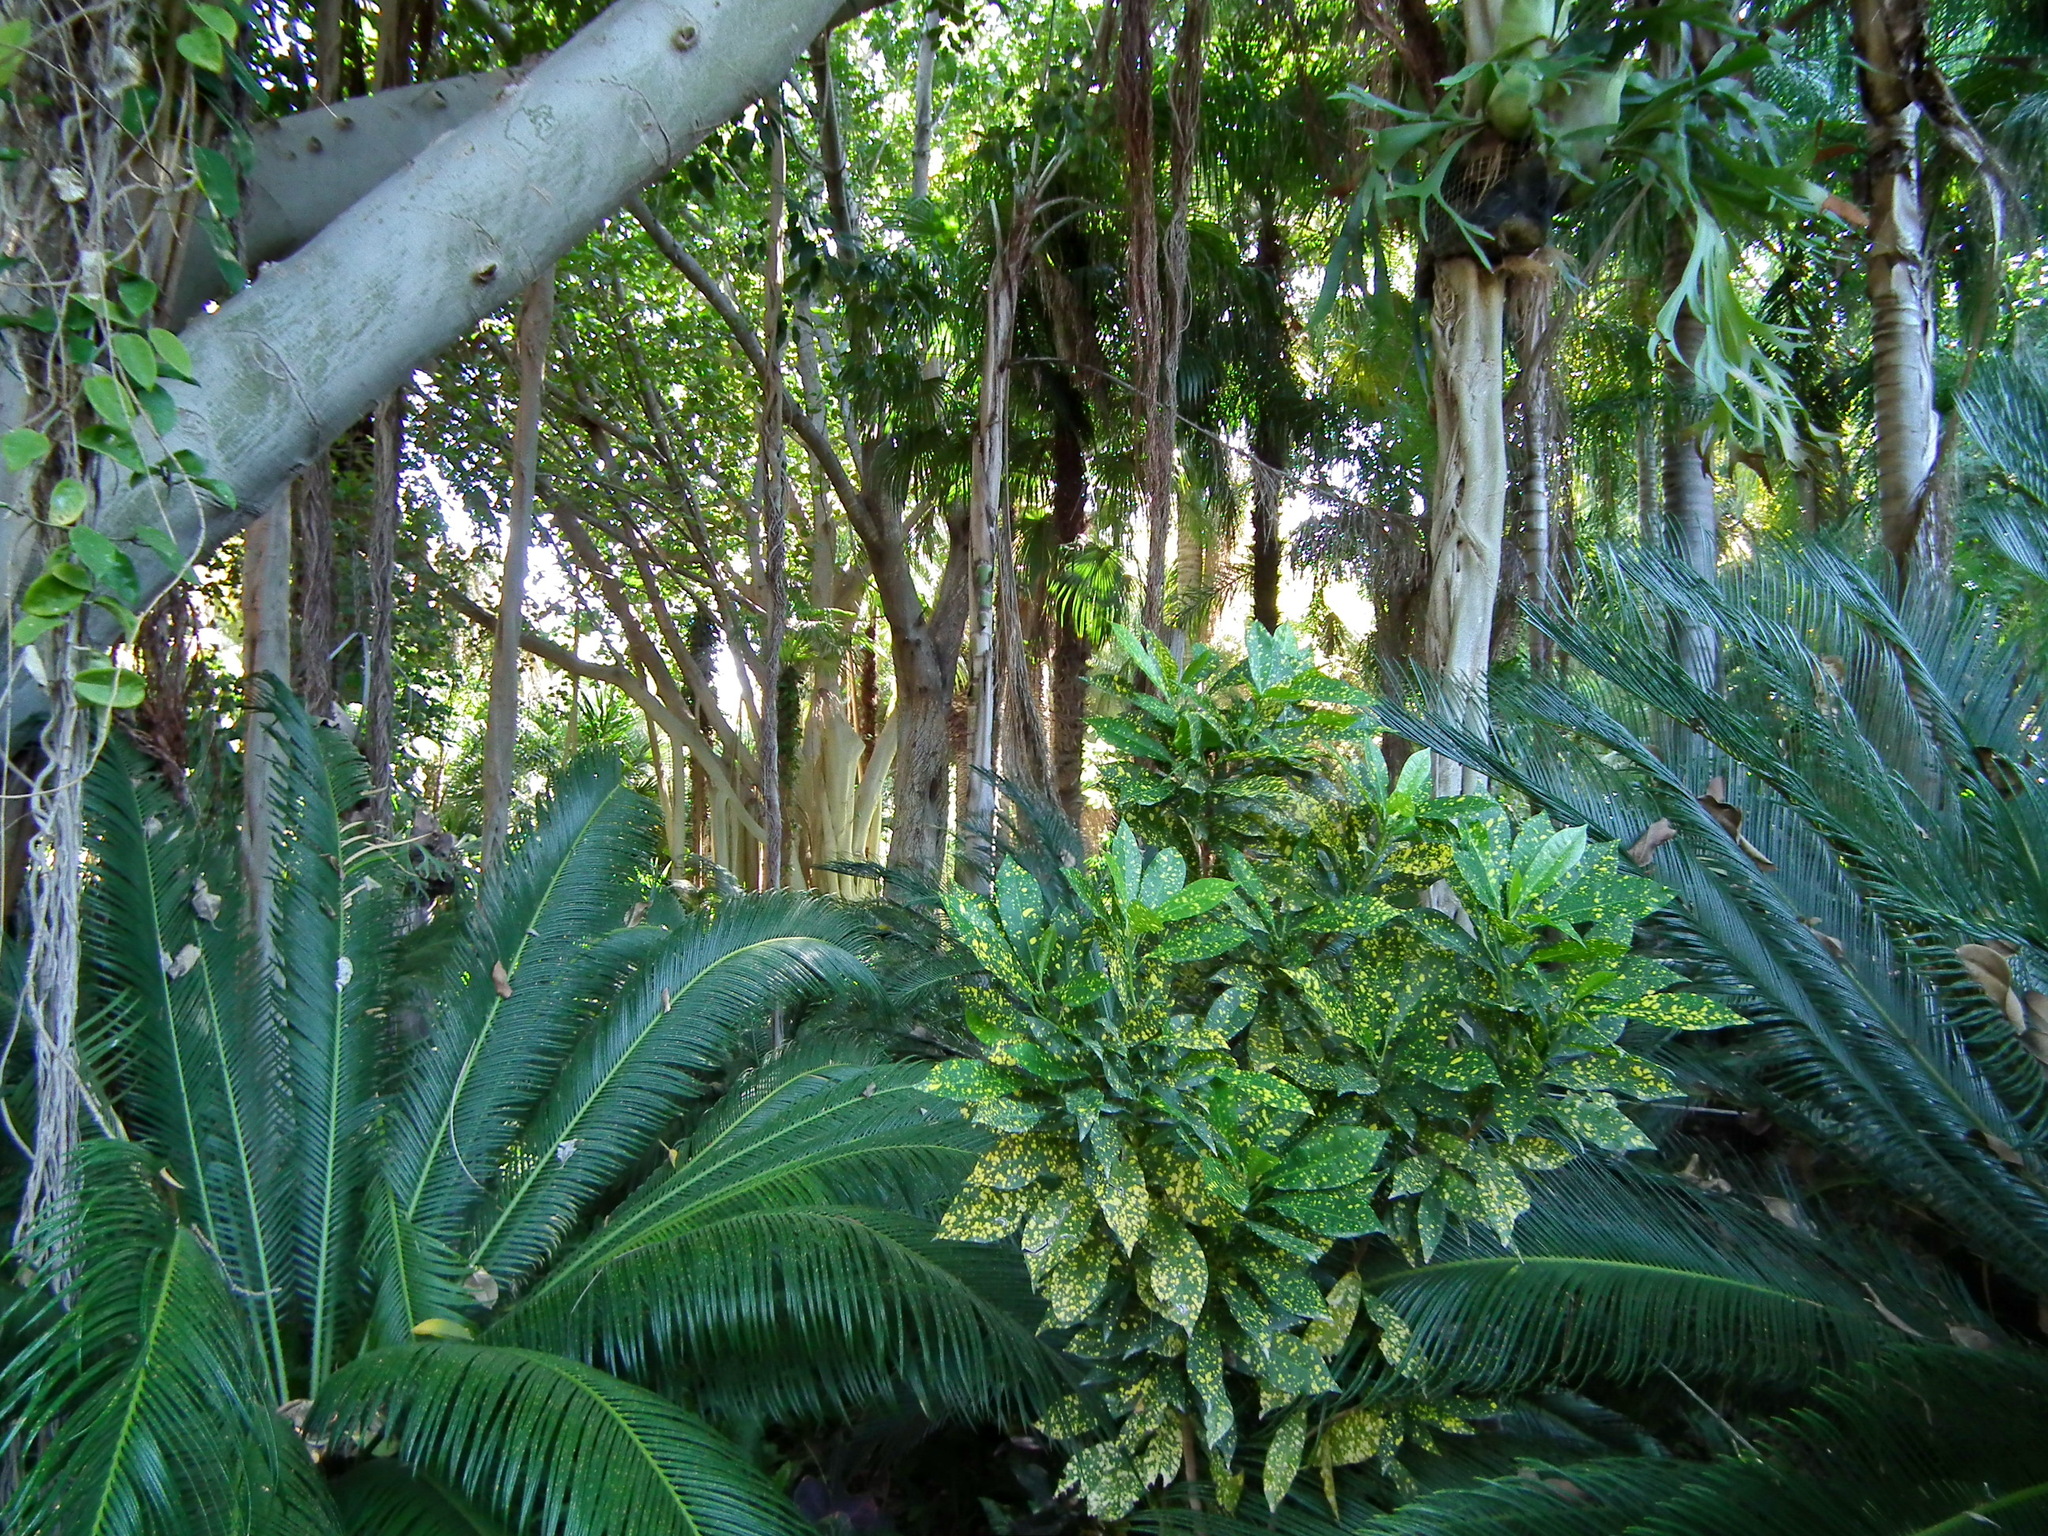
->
[926,1058,1026,1103]
[1042,1232,1116,1325]
[1263,1409,1308,1511]
[1187,1318,1233,1447]
[967,1131,1073,1190]
[1302,1270,1362,1358]
[943,889,1033,992]
[1138,1213,1207,1329]
[938,1183,1027,1241]
[1548,1092,1654,1151]
[1266,1188,1383,1238]
[1621,989,1747,1031]
[996,859,1049,942]
[1269,1125,1390,1190]
[1550,1051,1680,1099]
[1085,1139,1153,1253]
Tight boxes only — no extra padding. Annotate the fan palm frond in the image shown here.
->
[495,1053,1063,1422]
[310,1343,810,1536]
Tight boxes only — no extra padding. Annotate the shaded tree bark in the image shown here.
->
[481,271,554,873]
[293,459,338,719]
[364,394,402,827]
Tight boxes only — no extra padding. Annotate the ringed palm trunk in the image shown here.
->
[1663,241,1720,690]
[1853,0,1940,577]
[1421,256,1507,797]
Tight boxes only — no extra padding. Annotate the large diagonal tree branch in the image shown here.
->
[76,0,852,622]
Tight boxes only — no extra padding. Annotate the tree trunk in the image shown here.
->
[1117,0,1171,635]
[1151,0,1207,640]
[480,272,554,872]
[758,119,791,889]
[60,0,854,644]
[959,195,1035,889]
[1663,231,1720,690]
[1249,208,1288,634]
[293,458,338,720]
[1508,262,1555,670]
[241,494,292,943]
[364,394,402,827]
[1421,258,1507,797]
[1854,0,1940,578]
[912,9,940,201]
[1048,408,1091,828]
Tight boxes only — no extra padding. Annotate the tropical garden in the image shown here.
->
[2,0,2047,1531]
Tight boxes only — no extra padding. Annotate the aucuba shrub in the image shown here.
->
[926,625,1741,1517]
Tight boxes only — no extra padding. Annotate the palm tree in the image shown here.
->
[0,695,1058,1534]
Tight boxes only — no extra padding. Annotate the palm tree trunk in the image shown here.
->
[1663,243,1720,689]
[1853,0,1940,577]
[1421,256,1507,796]
[758,118,791,889]
[242,493,292,943]
[480,270,555,873]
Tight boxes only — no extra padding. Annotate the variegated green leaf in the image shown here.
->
[938,1182,1027,1242]
[1620,989,1747,1031]
[1550,1051,1680,1099]
[1263,1409,1308,1511]
[1266,1188,1384,1238]
[1269,1125,1390,1190]
[1085,1137,1153,1253]
[1139,1212,1208,1329]
[1041,1231,1116,1325]
[1547,1092,1654,1151]
[1302,1270,1362,1358]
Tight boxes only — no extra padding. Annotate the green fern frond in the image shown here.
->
[1364,1164,1887,1394]
[310,1343,810,1536]
[82,743,294,1398]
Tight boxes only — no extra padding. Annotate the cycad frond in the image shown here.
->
[1390,543,2048,1294]
[0,1143,336,1536]
[310,1343,810,1536]
[1364,1163,1887,1395]
[328,1460,510,1536]
[260,686,402,1387]
[82,743,294,1398]
[495,1057,1061,1422]
[388,755,661,1241]
[1344,1352,2048,1536]
[467,894,878,1284]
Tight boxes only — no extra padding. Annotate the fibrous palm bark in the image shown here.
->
[1852,0,1941,577]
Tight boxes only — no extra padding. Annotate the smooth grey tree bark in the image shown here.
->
[42,0,849,659]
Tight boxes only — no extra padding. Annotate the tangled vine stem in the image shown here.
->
[2,0,213,1247]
